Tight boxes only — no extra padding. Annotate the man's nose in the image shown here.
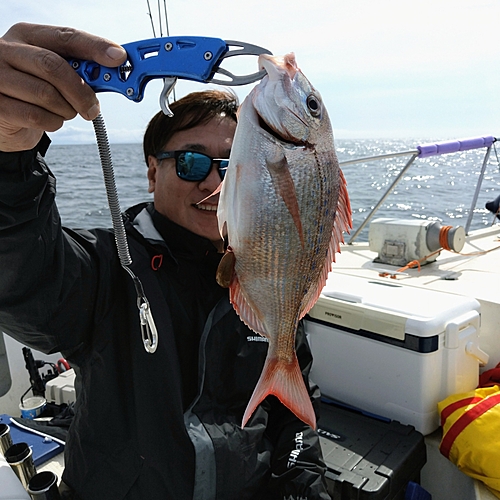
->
[199,164,223,190]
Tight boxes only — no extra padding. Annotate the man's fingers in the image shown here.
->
[0,93,66,132]
[4,23,127,67]
[0,37,101,121]
[2,23,125,121]
[0,63,77,121]
[0,23,125,151]
[0,93,65,151]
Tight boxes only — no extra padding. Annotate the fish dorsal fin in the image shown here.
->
[266,155,304,247]
[299,169,352,319]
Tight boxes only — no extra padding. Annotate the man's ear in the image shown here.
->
[147,155,159,193]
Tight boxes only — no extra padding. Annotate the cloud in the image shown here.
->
[50,125,97,145]
[50,123,145,145]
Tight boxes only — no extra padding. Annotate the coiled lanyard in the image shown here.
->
[93,113,158,353]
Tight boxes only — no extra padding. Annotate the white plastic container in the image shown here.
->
[304,274,487,435]
[44,369,76,405]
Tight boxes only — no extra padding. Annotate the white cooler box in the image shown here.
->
[304,274,488,435]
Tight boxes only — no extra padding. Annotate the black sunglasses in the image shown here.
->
[155,150,229,182]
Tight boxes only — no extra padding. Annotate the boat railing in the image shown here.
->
[339,136,497,244]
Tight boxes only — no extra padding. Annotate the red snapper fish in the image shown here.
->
[217,53,352,429]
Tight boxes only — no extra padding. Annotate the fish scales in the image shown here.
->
[217,53,352,429]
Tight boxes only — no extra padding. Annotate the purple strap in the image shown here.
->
[417,136,496,158]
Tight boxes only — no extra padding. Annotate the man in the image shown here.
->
[0,23,330,499]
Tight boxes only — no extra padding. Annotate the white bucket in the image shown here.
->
[19,397,46,419]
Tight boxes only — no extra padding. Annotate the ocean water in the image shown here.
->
[45,139,500,241]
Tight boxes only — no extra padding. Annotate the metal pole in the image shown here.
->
[465,146,492,235]
[347,153,419,244]
[339,149,419,167]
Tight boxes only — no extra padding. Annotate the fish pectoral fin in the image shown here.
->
[266,155,304,247]
[216,247,236,288]
[242,353,317,429]
[228,271,268,336]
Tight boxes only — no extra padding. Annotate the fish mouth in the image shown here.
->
[257,114,304,147]
[259,53,298,81]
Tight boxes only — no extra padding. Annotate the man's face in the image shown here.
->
[147,116,236,245]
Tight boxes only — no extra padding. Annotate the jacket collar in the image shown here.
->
[125,203,221,263]
[129,203,164,245]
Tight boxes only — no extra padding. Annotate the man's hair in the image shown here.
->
[143,89,239,165]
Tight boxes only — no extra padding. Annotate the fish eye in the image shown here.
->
[307,94,321,117]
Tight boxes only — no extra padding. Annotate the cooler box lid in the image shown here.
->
[308,274,480,340]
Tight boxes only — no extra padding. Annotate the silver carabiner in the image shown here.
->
[139,300,158,353]
[123,265,159,354]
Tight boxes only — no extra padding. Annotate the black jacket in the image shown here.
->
[0,136,329,499]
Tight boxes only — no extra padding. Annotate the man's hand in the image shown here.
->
[0,23,127,152]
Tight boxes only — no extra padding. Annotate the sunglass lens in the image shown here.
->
[177,152,211,181]
[219,161,229,180]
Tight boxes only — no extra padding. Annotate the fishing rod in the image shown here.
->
[146,0,171,37]
[146,0,157,37]
[147,0,177,104]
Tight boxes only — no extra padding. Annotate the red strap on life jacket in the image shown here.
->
[439,396,482,427]
[440,393,500,459]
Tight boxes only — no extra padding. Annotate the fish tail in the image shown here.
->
[242,354,317,429]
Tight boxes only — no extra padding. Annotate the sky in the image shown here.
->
[1,0,499,144]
